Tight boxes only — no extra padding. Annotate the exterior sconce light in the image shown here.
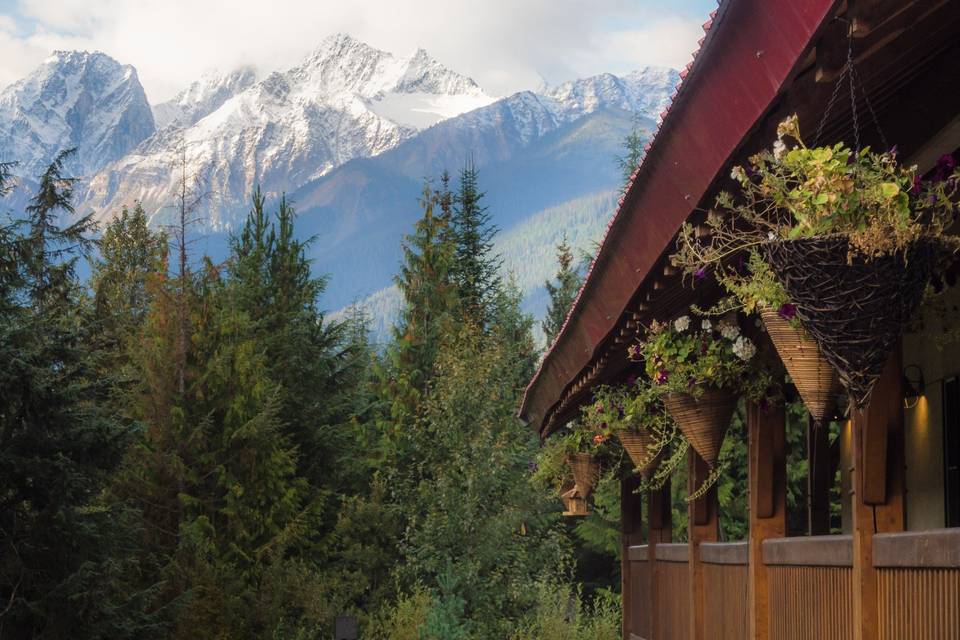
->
[903,365,925,409]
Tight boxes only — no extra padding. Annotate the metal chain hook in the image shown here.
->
[813,17,889,153]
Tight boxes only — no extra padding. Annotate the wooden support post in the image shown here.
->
[851,347,906,640]
[648,478,672,640]
[688,449,718,640]
[748,402,786,640]
[621,473,645,640]
[808,414,833,535]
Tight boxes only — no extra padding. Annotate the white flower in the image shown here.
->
[719,322,740,340]
[773,139,786,161]
[730,166,747,182]
[701,319,712,331]
[673,315,690,332]
[768,231,777,241]
[733,336,757,361]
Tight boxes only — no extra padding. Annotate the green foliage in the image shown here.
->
[451,160,501,324]
[727,114,960,257]
[542,234,582,344]
[509,580,621,640]
[635,312,772,401]
[0,155,158,638]
[615,114,649,191]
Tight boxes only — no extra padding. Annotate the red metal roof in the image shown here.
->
[520,0,840,433]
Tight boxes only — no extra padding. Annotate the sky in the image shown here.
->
[0,0,715,103]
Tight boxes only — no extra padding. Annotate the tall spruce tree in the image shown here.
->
[383,182,459,425]
[228,189,363,489]
[616,114,648,190]
[0,154,158,638]
[451,160,500,324]
[541,235,582,344]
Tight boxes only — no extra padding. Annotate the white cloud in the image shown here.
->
[3,0,710,102]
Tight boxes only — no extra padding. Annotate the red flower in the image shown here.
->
[593,434,607,445]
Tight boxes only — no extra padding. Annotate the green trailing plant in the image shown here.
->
[629,312,773,402]
[673,114,960,303]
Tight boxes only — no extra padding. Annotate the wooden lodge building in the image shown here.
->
[519,1,960,639]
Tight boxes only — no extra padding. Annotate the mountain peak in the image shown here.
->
[0,49,154,177]
[153,65,258,129]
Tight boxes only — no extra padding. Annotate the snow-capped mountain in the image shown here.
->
[0,50,155,178]
[80,34,494,228]
[152,66,258,130]
[0,37,680,316]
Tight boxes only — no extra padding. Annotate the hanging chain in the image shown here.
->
[813,38,851,147]
[853,63,890,152]
[846,31,861,154]
[813,19,889,153]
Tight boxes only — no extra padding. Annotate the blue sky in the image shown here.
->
[0,0,716,101]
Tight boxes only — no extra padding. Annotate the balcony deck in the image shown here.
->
[626,529,960,640]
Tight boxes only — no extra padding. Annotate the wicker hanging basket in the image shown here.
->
[764,236,936,408]
[760,308,843,423]
[618,429,657,475]
[566,453,601,500]
[663,388,737,467]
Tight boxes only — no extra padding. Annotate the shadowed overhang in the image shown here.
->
[520,0,960,437]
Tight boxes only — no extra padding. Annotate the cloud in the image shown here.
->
[3,0,711,102]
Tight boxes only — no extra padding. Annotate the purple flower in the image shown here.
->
[655,369,670,385]
[888,145,899,157]
[777,303,797,320]
[594,401,605,414]
[938,153,957,173]
[910,174,922,196]
[626,374,638,387]
[694,266,707,281]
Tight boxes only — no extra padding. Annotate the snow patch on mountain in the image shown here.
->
[0,50,155,178]
[152,66,258,130]
[80,33,495,226]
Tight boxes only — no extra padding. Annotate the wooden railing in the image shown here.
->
[626,531,960,639]
[656,543,690,640]
[701,542,748,640]
[763,535,854,640]
[874,528,960,639]
[628,545,651,640]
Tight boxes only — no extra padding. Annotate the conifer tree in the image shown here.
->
[451,160,500,324]
[385,182,459,424]
[542,235,582,344]
[0,155,157,638]
[616,114,648,190]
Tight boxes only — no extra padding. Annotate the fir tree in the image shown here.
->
[384,182,460,424]
[0,155,158,638]
[616,114,648,190]
[542,235,582,345]
[451,160,500,324]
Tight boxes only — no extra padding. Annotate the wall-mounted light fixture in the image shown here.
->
[903,365,925,409]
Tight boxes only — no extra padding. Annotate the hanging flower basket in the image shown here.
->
[760,307,843,422]
[617,429,658,475]
[663,387,737,467]
[561,485,589,517]
[566,453,600,500]
[764,235,936,408]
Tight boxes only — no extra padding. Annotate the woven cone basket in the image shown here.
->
[618,430,657,475]
[664,388,737,467]
[765,236,935,408]
[760,308,842,424]
[566,453,601,500]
